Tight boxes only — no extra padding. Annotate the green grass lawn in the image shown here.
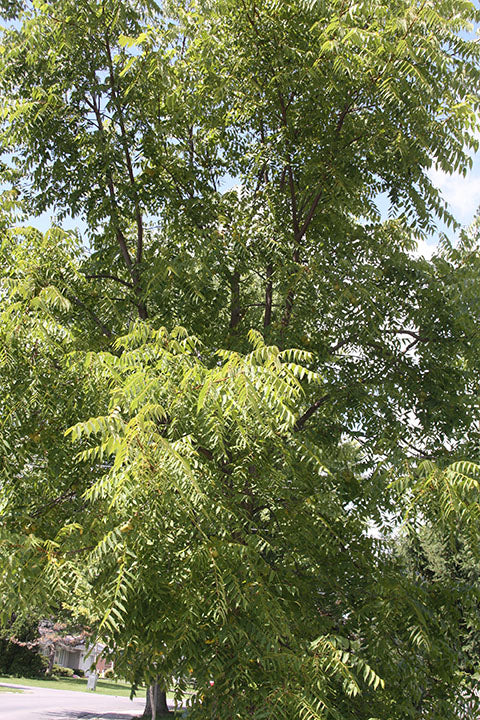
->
[0,686,23,693]
[0,675,135,696]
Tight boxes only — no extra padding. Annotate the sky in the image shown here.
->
[418,155,480,258]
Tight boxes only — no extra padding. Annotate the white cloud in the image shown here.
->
[414,237,437,260]
[429,164,480,227]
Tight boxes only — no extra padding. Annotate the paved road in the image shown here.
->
[0,683,147,719]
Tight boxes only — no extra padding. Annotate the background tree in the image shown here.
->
[34,619,90,676]
[0,614,45,678]
[394,454,480,718]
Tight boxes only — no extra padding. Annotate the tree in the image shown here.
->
[143,682,171,720]
[395,457,480,718]
[1,0,480,718]
[0,612,89,677]
[31,619,90,676]
[0,614,45,677]
[1,0,479,452]
[60,327,480,719]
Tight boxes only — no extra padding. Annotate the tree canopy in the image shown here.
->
[1,1,480,718]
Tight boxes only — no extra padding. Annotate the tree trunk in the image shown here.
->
[142,683,170,718]
[45,646,55,675]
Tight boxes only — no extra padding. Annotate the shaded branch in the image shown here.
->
[104,31,144,266]
[70,295,112,338]
[294,394,330,431]
[83,273,134,289]
[298,188,323,241]
[88,90,147,319]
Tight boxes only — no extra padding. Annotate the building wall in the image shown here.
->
[54,643,112,676]
[54,648,81,669]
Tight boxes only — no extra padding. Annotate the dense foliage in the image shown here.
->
[0,616,45,678]
[1,1,480,718]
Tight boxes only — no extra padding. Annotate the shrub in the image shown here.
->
[39,654,50,673]
[52,664,74,678]
[103,668,114,679]
[0,619,45,678]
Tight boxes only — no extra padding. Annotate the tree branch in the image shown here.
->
[104,31,144,266]
[83,273,134,289]
[89,91,147,319]
[297,188,323,241]
[294,394,330,431]
[69,295,112,338]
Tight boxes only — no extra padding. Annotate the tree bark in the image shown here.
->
[45,646,55,675]
[142,683,170,718]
